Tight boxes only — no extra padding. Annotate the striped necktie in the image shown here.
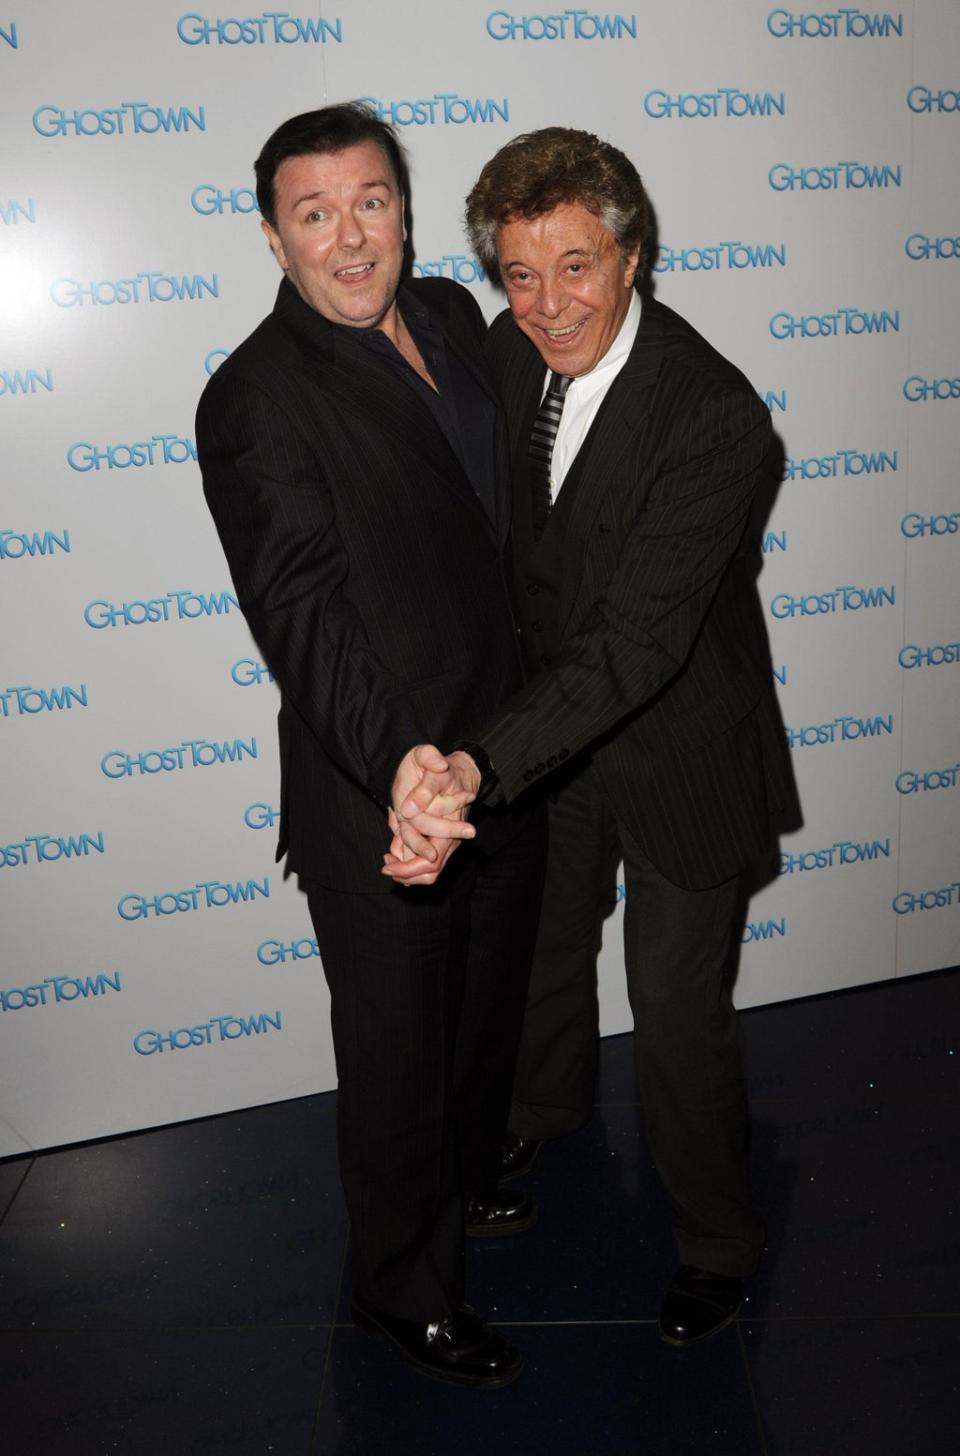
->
[529,371,573,540]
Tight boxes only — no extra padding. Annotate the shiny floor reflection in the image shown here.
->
[0,966,956,1454]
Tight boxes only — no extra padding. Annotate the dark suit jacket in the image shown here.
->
[196,276,527,892]
[465,295,794,890]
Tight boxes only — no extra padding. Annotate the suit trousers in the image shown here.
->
[305,809,545,1322]
[509,761,764,1277]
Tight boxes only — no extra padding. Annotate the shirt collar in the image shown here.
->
[568,288,642,390]
[333,286,438,350]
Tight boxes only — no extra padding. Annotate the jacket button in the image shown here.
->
[522,770,534,783]
[558,748,569,760]
[531,619,543,632]
[527,582,540,595]
[547,755,557,768]
[534,762,545,775]
[539,654,552,667]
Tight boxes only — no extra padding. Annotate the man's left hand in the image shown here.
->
[385,746,483,885]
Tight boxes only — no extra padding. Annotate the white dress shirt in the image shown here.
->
[544,289,643,501]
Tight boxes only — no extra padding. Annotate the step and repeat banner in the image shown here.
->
[2,2,958,1155]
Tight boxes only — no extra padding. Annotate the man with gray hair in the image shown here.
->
[387,127,796,1347]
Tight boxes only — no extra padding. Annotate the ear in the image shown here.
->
[623,244,641,289]
[401,193,407,244]
[261,218,289,272]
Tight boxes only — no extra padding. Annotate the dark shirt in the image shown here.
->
[340,291,498,524]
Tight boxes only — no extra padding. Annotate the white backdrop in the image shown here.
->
[1,1,958,1156]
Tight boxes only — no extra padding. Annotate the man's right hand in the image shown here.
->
[383,746,483,885]
[389,745,478,863]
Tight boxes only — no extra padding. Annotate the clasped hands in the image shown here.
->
[383,744,481,886]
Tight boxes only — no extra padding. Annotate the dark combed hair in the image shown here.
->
[465,127,652,281]
[254,102,408,227]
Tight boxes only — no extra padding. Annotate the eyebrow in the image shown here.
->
[292,179,392,209]
[502,246,593,269]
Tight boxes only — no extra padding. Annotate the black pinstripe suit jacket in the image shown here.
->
[464,296,795,890]
[196,276,528,892]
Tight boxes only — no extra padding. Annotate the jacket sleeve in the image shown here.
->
[196,371,432,807]
[471,383,772,803]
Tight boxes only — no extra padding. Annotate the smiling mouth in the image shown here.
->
[335,262,375,280]
[542,320,585,339]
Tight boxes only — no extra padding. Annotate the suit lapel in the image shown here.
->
[273,279,493,531]
[552,302,668,630]
[433,297,512,544]
[499,296,671,633]
[493,335,546,555]
[501,297,670,545]
[504,337,547,471]
[486,401,514,548]
[558,297,666,538]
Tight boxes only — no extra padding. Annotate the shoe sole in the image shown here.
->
[657,1302,741,1348]
[352,1303,525,1389]
[466,1205,538,1239]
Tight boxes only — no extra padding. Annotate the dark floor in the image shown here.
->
[1,967,958,1455]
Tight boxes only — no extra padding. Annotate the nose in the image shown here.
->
[336,207,366,250]
[536,276,567,319]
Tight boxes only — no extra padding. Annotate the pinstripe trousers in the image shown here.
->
[509,759,765,1277]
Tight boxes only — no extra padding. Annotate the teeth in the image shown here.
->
[546,322,582,337]
[337,263,373,277]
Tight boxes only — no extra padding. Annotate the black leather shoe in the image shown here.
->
[465,1188,537,1237]
[499,1132,542,1183]
[658,1265,743,1347]
[351,1294,524,1387]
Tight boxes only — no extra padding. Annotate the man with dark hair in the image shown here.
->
[252,102,407,231]
[196,103,545,1388]
[387,127,796,1347]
